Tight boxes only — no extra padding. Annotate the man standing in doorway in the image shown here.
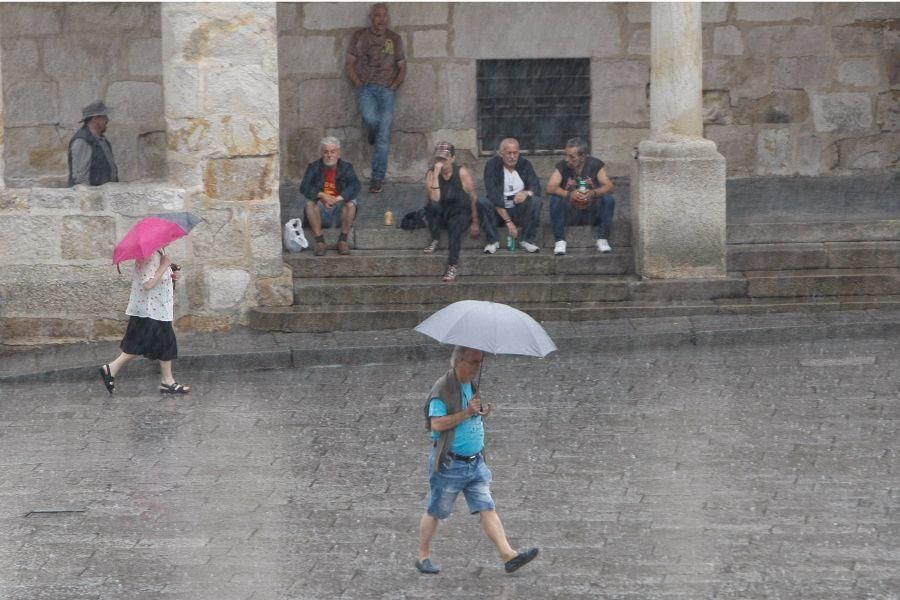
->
[68,101,119,187]
[416,345,539,575]
[345,3,407,194]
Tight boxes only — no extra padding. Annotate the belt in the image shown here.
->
[447,451,480,463]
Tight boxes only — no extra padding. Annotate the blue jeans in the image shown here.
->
[478,196,543,244]
[426,448,495,519]
[357,84,395,181]
[549,194,616,242]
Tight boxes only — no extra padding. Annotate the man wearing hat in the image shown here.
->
[68,100,118,187]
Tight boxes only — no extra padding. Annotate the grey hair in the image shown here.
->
[498,138,520,153]
[370,2,388,15]
[320,136,341,150]
[450,345,465,369]
[565,137,588,156]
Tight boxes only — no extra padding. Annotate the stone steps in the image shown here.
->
[353,221,633,250]
[251,265,900,332]
[286,240,900,279]
[286,248,634,277]
[254,175,900,333]
[290,273,748,306]
[249,294,900,333]
[309,218,900,253]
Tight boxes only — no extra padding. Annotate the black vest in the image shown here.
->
[68,126,117,186]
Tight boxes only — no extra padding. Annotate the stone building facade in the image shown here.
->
[0,2,897,345]
[278,2,898,183]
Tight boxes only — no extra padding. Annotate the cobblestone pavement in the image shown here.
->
[1,334,898,600]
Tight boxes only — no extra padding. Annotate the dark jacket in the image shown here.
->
[299,158,361,203]
[483,155,542,208]
[67,126,118,187]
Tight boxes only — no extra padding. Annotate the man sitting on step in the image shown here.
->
[300,136,362,256]
[478,138,543,254]
[545,137,616,256]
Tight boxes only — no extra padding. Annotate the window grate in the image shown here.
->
[477,58,591,155]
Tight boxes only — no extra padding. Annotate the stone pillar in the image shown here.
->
[161,3,292,321]
[634,2,727,279]
[0,36,6,189]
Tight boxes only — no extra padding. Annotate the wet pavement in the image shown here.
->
[1,332,899,599]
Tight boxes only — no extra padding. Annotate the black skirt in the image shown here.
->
[120,316,178,361]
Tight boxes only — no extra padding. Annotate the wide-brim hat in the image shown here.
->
[82,100,110,122]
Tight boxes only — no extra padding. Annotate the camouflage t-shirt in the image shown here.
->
[348,28,405,88]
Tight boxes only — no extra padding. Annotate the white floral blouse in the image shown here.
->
[125,252,174,322]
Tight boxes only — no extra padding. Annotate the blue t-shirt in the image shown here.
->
[428,382,484,456]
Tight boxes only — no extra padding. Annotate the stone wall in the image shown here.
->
[0,185,191,344]
[0,3,166,187]
[278,2,898,184]
[0,3,292,346]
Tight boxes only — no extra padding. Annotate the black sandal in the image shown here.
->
[99,364,115,395]
[159,382,190,395]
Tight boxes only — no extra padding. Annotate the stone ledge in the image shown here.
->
[4,309,900,382]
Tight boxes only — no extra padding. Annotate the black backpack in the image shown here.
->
[400,208,427,230]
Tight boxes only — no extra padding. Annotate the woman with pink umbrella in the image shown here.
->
[98,213,200,396]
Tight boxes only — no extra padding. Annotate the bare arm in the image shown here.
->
[430,393,484,431]
[426,163,442,203]
[345,53,363,88]
[459,167,479,227]
[390,59,407,90]
[142,254,172,291]
[545,169,568,198]
[592,166,615,197]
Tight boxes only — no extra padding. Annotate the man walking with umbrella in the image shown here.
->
[415,345,539,575]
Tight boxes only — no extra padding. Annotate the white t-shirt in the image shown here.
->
[125,252,174,322]
[503,168,525,208]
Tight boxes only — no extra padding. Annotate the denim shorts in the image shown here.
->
[426,448,495,519]
[312,200,355,229]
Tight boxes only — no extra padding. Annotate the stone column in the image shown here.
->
[0,37,6,189]
[161,3,292,321]
[634,2,726,279]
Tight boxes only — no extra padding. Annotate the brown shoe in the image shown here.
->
[338,240,351,255]
[314,240,327,256]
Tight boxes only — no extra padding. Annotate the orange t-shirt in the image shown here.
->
[323,166,338,197]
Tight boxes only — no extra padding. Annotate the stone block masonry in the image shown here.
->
[0,3,165,188]
[276,2,898,183]
[1,2,898,345]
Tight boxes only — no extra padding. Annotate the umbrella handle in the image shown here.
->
[476,360,486,415]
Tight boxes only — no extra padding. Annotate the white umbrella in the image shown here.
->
[415,300,557,357]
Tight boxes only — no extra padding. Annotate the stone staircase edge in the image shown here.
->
[5,314,900,384]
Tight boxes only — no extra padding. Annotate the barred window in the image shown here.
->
[476,58,591,155]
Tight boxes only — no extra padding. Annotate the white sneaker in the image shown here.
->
[553,240,567,256]
[596,239,612,253]
[483,242,499,254]
[521,241,540,253]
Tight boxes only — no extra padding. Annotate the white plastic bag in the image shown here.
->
[283,218,308,252]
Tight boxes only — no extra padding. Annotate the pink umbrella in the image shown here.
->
[112,214,199,265]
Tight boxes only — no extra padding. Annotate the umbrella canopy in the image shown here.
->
[415,300,557,357]
[149,211,203,234]
[112,213,201,265]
